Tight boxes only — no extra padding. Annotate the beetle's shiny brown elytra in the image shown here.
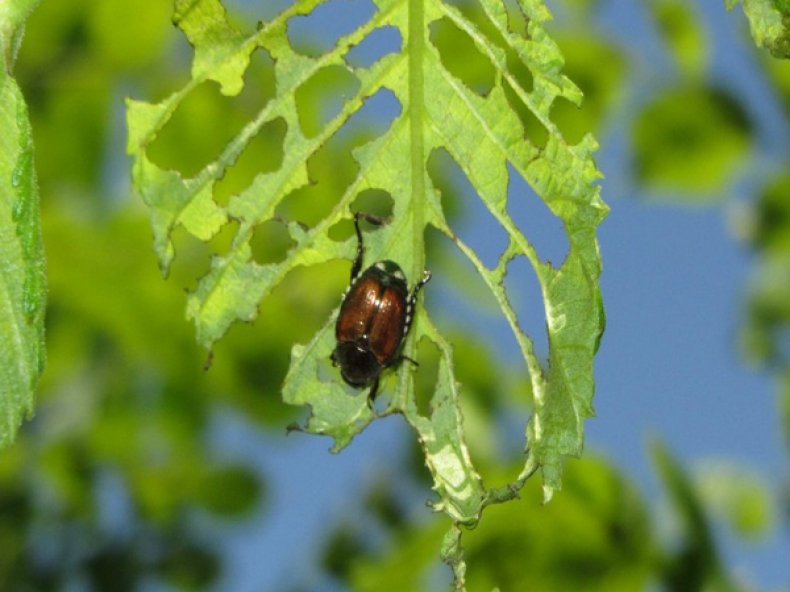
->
[330,213,431,403]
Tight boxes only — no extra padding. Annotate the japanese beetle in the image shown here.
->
[331,213,431,403]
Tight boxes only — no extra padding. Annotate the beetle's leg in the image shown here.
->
[351,213,365,281]
[367,377,380,406]
[393,271,432,373]
[404,269,432,336]
[351,212,389,281]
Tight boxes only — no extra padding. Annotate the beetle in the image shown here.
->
[330,212,431,404]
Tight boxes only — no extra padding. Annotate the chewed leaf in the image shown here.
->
[283,323,373,451]
[529,248,603,500]
[727,0,790,58]
[127,0,606,526]
[0,0,47,449]
[411,317,486,525]
[174,0,253,94]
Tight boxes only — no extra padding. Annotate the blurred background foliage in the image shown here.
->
[1,0,788,590]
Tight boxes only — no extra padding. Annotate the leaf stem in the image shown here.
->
[441,523,467,592]
[482,455,539,507]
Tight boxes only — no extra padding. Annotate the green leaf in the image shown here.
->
[0,0,40,69]
[196,464,263,517]
[633,85,752,198]
[0,1,46,450]
[726,0,790,58]
[651,0,707,77]
[742,174,790,365]
[127,0,606,527]
[341,457,654,592]
[651,441,741,592]
[740,170,790,446]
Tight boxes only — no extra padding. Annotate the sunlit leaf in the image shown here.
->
[726,0,790,59]
[0,0,40,68]
[127,0,607,541]
[0,0,46,450]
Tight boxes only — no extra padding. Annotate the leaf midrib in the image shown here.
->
[408,0,426,284]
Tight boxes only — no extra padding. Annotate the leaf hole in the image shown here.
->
[344,25,403,69]
[287,0,376,58]
[506,164,569,267]
[168,226,215,292]
[146,81,255,178]
[327,185,393,241]
[222,0,293,24]
[452,338,504,416]
[214,117,287,207]
[294,65,361,139]
[257,0,297,22]
[503,81,547,149]
[427,149,509,270]
[237,46,278,112]
[249,219,296,265]
[325,196,388,244]
[342,86,402,143]
[279,88,400,228]
[549,96,588,145]
[429,17,496,97]
[208,218,241,257]
[504,255,549,364]
[320,87,402,160]
[502,0,530,38]
[327,218,354,243]
[276,138,356,229]
[351,188,394,219]
[271,260,349,344]
[441,0,534,93]
[414,338,441,420]
[276,145,360,231]
[423,227,512,369]
[212,0,258,35]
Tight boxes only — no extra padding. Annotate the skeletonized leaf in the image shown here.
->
[726,0,790,58]
[127,0,606,522]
